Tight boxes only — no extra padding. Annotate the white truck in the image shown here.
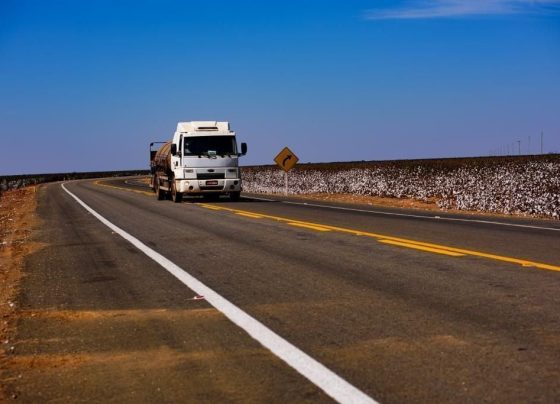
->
[150,121,247,202]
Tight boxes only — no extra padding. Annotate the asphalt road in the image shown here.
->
[5,178,560,403]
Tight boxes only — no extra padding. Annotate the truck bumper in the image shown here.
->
[176,179,242,194]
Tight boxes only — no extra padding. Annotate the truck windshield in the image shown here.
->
[183,136,237,156]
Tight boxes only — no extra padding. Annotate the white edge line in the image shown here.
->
[247,196,560,232]
[244,195,276,202]
[60,183,376,404]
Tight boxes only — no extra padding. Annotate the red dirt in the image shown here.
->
[0,187,42,400]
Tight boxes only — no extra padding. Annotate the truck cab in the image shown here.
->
[150,121,247,202]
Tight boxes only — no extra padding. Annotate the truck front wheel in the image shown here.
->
[171,182,182,203]
[230,191,241,201]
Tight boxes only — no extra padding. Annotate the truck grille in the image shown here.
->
[197,173,225,180]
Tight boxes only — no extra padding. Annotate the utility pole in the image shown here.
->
[517,140,521,155]
[528,136,531,154]
[541,131,544,154]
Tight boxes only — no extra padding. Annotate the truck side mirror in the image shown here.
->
[170,143,177,156]
[241,143,247,156]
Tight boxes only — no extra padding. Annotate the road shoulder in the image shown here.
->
[0,186,42,400]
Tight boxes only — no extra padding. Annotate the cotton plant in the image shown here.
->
[242,157,560,219]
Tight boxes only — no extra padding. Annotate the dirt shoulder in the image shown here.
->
[294,193,440,211]
[0,186,40,400]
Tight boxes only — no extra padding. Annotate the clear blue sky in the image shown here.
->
[1,0,559,174]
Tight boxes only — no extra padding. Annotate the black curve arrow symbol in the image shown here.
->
[282,155,292,167]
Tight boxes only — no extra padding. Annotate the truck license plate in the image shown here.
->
[206,180,218,185]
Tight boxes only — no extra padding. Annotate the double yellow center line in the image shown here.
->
[94,180,154,196]
[199,203,560,272]
[378,239,465,257]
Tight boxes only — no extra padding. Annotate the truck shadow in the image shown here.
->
[181,195,277,204]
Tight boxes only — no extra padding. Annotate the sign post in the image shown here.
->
[274,146,299,196]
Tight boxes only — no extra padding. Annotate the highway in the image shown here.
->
[5,177,560,403]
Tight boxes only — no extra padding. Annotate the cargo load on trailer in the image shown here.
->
[149,121,247,202]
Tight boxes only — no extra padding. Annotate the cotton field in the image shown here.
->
[242,156,560,219]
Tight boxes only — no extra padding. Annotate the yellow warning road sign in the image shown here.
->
[274,147,299,172]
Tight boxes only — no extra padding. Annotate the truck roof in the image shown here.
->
[176,121,231,133]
